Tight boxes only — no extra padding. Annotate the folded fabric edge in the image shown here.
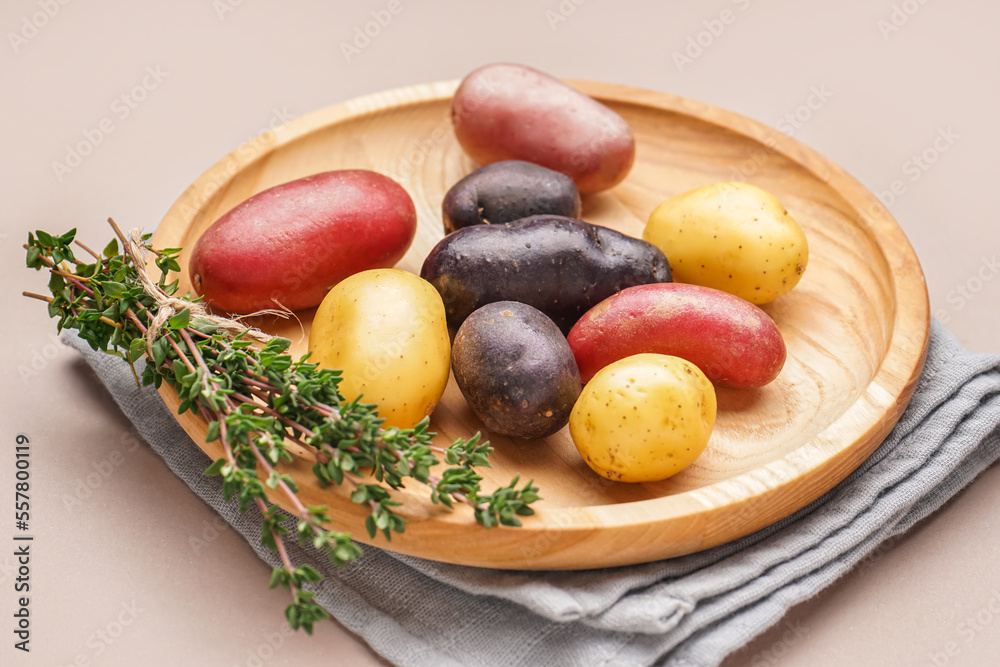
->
[379,323,1000,628]
[60,333,478,667]
[57,326,1000,667]
[659,400,1000,667]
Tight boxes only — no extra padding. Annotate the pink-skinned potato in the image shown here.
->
[189,170,417,314]
[567,283,786,389]
[451,63,635,194]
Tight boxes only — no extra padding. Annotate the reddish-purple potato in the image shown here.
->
[189,170,416,314]
[568,283,787,388]
[451,63,635,194]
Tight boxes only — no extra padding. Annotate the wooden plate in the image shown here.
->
[152,79,929,569]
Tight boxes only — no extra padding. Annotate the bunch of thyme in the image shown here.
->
[23,220,539,633]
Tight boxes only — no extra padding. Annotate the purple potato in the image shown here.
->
[452,301,581,439]
[442,160,581,234]
[420,215,672,334]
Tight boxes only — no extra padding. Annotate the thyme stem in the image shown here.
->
[22,222,540,634]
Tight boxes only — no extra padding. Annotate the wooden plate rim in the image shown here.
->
[153,79,930,565]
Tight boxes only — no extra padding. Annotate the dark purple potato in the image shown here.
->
[452,302,581,439]
[420,215,672,334]
[442,160,581,234]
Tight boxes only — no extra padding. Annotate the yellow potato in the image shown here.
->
[569,353,716,483]
[643,182,808,304]
[308,268,451,429]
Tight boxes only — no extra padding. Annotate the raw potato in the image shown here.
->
[308,269,450,429]
[189,170,417,314]
[568,283,786,388]
[451,63,635,194]
[643,182,808,304]
[420,215,672,334]
[442,160,581,234]
[452,302,581,439]
[569,354,716,483]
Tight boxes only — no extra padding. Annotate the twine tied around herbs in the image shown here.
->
[111,219,289,353]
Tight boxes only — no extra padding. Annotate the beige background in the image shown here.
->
[2,0,998,665]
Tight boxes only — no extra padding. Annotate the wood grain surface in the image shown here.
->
[151,79,929,569]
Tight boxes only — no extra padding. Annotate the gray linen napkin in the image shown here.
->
[64,319,1000,667]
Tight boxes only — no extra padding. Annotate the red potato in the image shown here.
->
[567,283,786,389]
[451,63,635,194]
[189,170,416,314]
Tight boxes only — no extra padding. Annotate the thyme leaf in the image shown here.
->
[23,220,540,633]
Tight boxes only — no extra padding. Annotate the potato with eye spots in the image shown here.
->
[643,182,808,304]
[308,268,451,430]
[569,353,716,483]
[189,170,417,314]
[568,283,786,388]
[451,301,581,439]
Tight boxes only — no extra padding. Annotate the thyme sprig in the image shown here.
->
[24,221,539,633]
